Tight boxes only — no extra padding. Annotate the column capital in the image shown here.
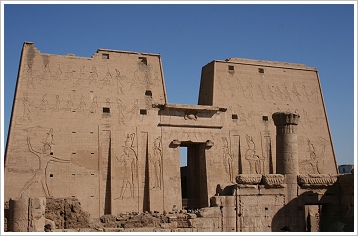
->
[272,112,300,126]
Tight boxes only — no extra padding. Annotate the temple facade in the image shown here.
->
[4,42,353,232]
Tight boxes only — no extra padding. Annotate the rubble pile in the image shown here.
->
[45,197,91,229]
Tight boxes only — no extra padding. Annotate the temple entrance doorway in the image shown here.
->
[305,205,321,232]
[179,142,208,210]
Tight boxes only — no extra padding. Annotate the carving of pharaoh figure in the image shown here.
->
[20,128,70,197]
[150,137,162,189]
[245,134,264,174]
[117,146,137,199]
[301,138,325,174]
[222,138,234,183]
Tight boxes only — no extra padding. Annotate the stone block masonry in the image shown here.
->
[4,42,352,232]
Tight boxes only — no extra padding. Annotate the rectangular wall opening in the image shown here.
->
[180,147,188,209]
[179,142,208,210]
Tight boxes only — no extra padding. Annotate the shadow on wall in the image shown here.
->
[272,174,354,232]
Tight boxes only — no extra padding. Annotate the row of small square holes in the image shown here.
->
[49,173,95,177]
[102,53,148,66]
[102,107,147,115]
[228,66,265,74]
[232,114,269,121]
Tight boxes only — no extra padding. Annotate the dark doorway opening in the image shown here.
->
[180,142,208,210]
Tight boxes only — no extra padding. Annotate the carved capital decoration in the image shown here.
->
[272,112,300,134]
[262,174,285,188]
[297,174,338,187]
[236,174,262,185]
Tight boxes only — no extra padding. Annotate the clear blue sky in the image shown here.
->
[2,3,356,167]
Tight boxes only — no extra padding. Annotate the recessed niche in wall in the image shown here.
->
[139,57,147,65]
[103,107,110,113]
[145,90,152,96]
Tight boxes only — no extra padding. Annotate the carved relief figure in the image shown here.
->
[37,94,49,115]
[75,66,85,85]
[245,134,264,174]
[116,98,125,125]
[266,84,275,100]
[20,127,70,197]
[300,138,325,174]
[302,109,313,130]
[116,133,138,199]
[55,64,62,77]
[105,98,111,108]
[222,137,234,183]
[100,68,112,88]
[302,85,312,103]
[90,96,98,114]
[150,137,162,189]
[292,83,302,102]
[52,95,61,112]
[64,65,74,80]
[275,85,285,101]
[115,69,124,95]
[260,130,270,174]
[27,64,35,88]
[38,62,51,83]
[130,99,139,120]
[78,95,86,112]
[43,128,54,152]
[129,70,140,91]
[283,83,292,101]
[258,84,266,100]
[89,67,98,84]
[64,94,73,112]
[22,97,32,122]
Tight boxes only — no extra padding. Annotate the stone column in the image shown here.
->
[8,197,46,232]
[8,198,29,232]
[272,112,300,201]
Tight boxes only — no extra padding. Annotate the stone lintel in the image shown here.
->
[163,103,225,113]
